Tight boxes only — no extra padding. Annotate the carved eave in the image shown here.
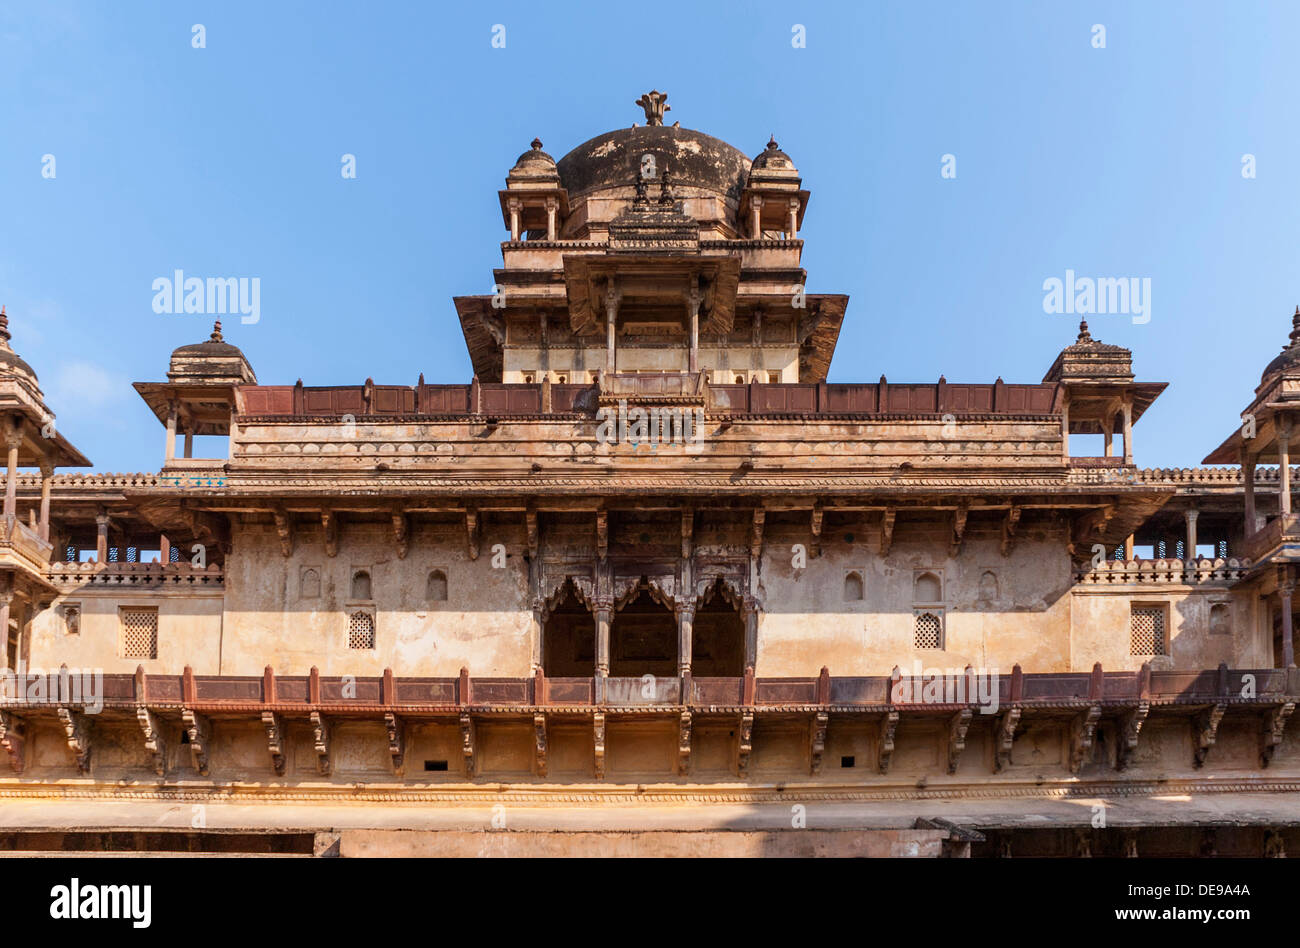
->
[454,297,505,383]
[795,295,847,383]
[561,254,741,337]
[1061,381,1166,435]
[132,382,241,437]
[0,387,90,467]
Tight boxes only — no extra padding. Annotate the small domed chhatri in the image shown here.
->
[1260,305,1300,384]
[0,305,41,391]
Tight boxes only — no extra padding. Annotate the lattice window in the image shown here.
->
[1156,540,1166,559]
[126,546,138,563]
[65,546,76,562]
[1175,540,1185,560]
[1130,606,1166,656]
[348,611,375,650]
[120,609,157,659]
[169,545,180,562]
[1219,540,1228,559]
[914,611,943,649]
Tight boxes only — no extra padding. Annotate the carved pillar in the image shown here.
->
[545,197,558,241]
[1244,450,1257,537]
[1281,571,1296,669]
[686,280,701,375]
[507,197,521,242]
[1102,412,1114,457]
[37,460,53,542]
[1280,414,1293,517]
[594,600,612,678]
[2,417,20,526]
[604,282,619,376]
[164,400,178,462]
[677,604,695,676]
[1060,394,1070,461]
[159,534,171,565]
[787,198,799,238]
[1185,508,1199,562]
[0,586,10,668]
[183,428,193,459]
[95,510,109,563]
[1121,396,1133,465]
[750,195,763,238]
[743,598,759,672]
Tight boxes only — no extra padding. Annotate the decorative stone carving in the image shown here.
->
[182,709,210,775]
[593,712,606,779]
[992,706,1020,773]
[1260,701,1294,768]
[386,712,405,774]
[533,713,547,777]
[1117,702,1149,771]
[310,711,331,776]
[57,707,91,775]
[878,710,899,774]
[459,712,475,776]
[879,508,896,556]
[809,711,828,775]
[947,708,972,774]
[0,710,26,773]
[736,711,754,777]
[1069,705,1102,773]
[1193,703,1226,768]
[677,711,692,775]
[136,706,167,776]
[262,711,286,776]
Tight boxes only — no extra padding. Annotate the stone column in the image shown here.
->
[37,460,53,542]
[686,282,701,375]
[750,196,763,238]
[1244,450,1257,537]
[95,510,109,563]
[545,197,558,241]
[604,282,619,376]
[1279,414,1293,517]
[1102,413,1114,457]
[165,401,178,462]
[507,197,521,242]
[1185,509,1199,562]
[1060,395,1070,461]
[787,198,799,239]
[1280,573,1296,668]
[594,601,611,678]
[2,418,20,527]
[743,599,759,672]
[1122,397,1133,465]
[183,428,193,459]
[677,604,695,676]
[159,534,171,564]
[0,588,11,669]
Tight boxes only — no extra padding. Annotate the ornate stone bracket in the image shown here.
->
[533,713,547,777]
[1069,704,1102,773]
[595,510,608,560]
[681,507,694,560]
[385,712,405,774]
[136,706,167,776]
[593,712,606,779]
[992,706,1021,773]
[459,712,475,776]
[310,711,331,776]
[57,707,92,775]
[1265,829,1287,858]
[750,508,765,559]
[879,508,896,556]
[182,709,211,775]
[465,509,480,561]
[526,506,539,559]
[810,501,824,558]
[391,509,409,560]
[1260,701,1294,768]
[262,711,286,776]
[273,507,292,557]
[1001,506,1021,557]
[947,708,972,774]
[1117,702,1149,771]
[736,711,754,777]
[949,506,968,558]
[321,510,338,557]
[1193,703,1226,768]
[677,711,692,776]
[809,711,828,775]
[0,710,26,773]
[878,710,899,774]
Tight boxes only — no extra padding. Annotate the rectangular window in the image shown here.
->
[1130,605,1167,656]
[767,372,781,384]
[120,608,158,659]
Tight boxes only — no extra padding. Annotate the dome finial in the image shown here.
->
[531,137,543,150]
[210,320,223,343]
[635,90,670,127]
[1288,305,1300,348]
[1076,318,1091,342]
[0,305,11,349]
[767,134,779,150]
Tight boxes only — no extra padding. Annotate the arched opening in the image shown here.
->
[914,571,942,603]
[610,583,676,677]
[542,581,595,677]
[692,581,745,677]
[351,570,372,600]
[843,571,864,601]
[427,569,448,602]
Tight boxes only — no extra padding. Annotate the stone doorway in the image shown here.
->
[693,580,745,677]
[542,581,595,677]
[610,584,676,677]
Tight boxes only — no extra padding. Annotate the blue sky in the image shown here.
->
[1,0,1298,470]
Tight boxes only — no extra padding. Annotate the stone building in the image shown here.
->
[0,93,1296,857]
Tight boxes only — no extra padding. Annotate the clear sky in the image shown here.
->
[2,1,1298,471]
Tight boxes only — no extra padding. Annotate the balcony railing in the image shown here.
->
[45,561,224,588]
[1075,558,1250,585]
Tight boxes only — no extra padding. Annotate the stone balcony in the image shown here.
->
[44,561,224,589]
[0,517,54,576]
[1241,513,1300,568]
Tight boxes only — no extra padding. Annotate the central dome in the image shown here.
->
[556,125,751,205]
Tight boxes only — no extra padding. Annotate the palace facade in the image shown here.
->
[0,93,1297,857]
